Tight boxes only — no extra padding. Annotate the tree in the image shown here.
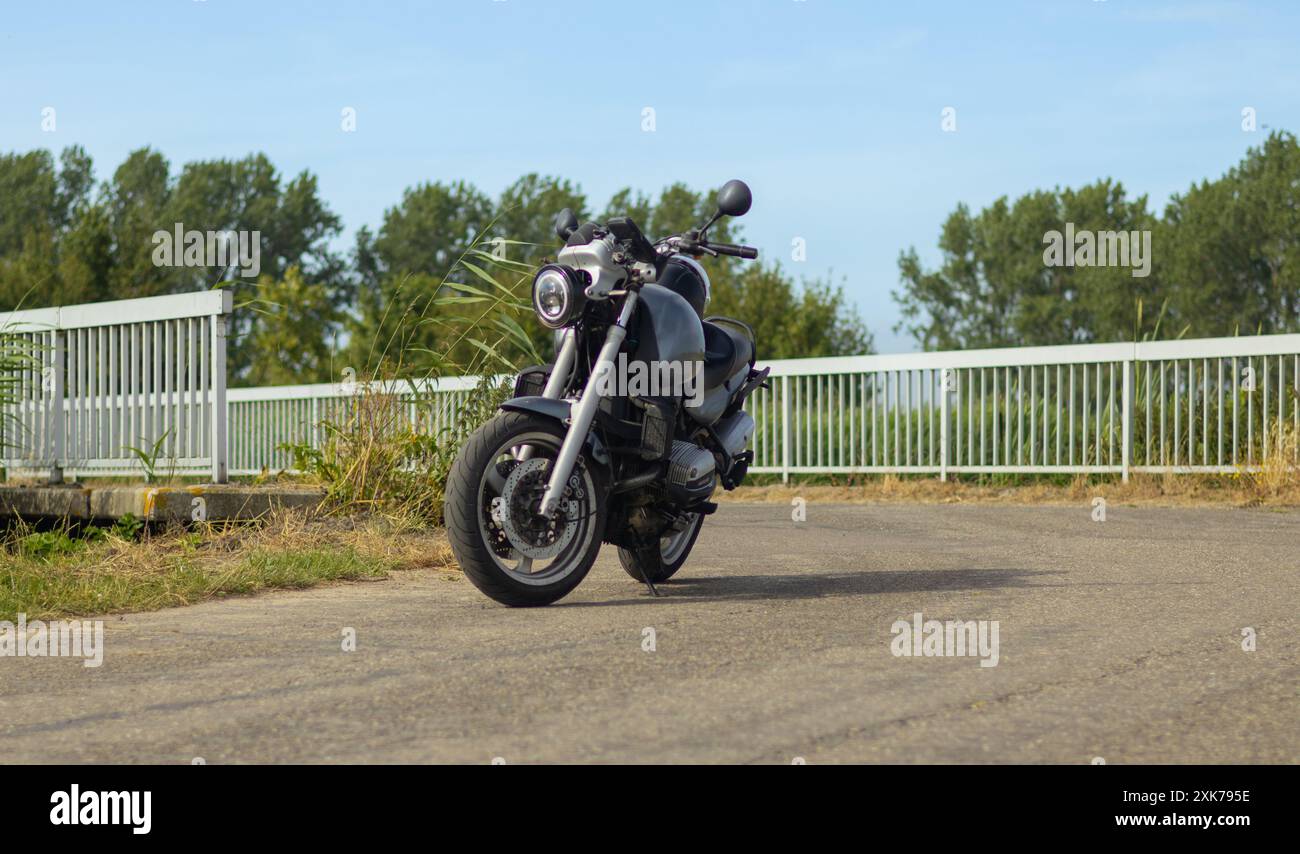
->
[159,154,346,380]
[241,266,345,386]
[895,180,1159,350]
[0,152,876,383]
[896,132,1300,350]
[1160,131,1300,336]
[0,147,347,384]
[103,148,179,300]
[710,263,873,358]
[493,174,588,268]
[0,146,101,308]
[345,180,497,377]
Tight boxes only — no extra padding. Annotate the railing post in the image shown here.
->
[210,309,228,483]
[49,330,65,484]
[940,368,950,482]
[1121,358,1133,483]
[780,374,791,484]
[311,396,320,450]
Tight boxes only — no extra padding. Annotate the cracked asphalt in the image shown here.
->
[1,503,1296,763]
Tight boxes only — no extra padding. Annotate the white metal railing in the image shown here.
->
[747,335,1300,481]
[3,298,1296,486]
[222,333,1300,483]
[0,291,232,482]
[226,376,481,476]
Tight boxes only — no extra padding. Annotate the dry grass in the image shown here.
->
[171,508,457,574]
[284,376,510,522]
[1245,424,1300,502]
[0,509,455,622]
[722,457,1300,510]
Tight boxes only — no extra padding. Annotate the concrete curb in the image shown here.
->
[0,485,325,523]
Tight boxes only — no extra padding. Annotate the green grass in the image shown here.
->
[0,524,402,623]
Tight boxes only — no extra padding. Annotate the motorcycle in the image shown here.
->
[444,180,768,606]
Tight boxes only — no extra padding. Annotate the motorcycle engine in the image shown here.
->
[666,440,716,505]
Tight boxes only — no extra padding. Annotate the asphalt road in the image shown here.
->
[1,503,1296,764]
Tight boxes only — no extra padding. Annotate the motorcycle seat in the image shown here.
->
[701,320,753,389]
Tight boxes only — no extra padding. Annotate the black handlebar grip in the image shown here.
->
[710,242,758,259]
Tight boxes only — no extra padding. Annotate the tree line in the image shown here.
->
[8,132,1291,379]
[0,149,871,385]
[895,131,1300,350]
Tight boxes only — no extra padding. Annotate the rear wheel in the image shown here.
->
[617,512,704,585]
[444,411,606,606]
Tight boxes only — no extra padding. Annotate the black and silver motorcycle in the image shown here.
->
[444,180,768,606]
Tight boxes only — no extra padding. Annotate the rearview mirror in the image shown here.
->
[715,180,752,218]
[554,208,579,241]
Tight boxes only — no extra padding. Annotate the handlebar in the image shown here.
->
[675,237,758,260]
[707,241,759,259]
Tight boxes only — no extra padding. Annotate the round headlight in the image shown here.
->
[532,265,577,328]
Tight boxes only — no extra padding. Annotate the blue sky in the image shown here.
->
[2,0,1297,352]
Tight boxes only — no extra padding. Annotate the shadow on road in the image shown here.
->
[571,567,1061,607]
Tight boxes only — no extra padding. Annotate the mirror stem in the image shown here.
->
[698,210,722,240]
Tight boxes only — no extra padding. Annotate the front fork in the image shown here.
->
[515,326,578,464]
[538,291,639,517]
[541,327,578,400]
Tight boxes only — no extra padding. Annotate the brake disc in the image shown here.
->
[497,457,579,560]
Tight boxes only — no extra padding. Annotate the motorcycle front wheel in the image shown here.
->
[444,411,606,607]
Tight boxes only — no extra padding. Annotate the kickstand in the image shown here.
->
[639,561,660,597]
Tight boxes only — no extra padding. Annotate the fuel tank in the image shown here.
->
[626,283,706,381]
